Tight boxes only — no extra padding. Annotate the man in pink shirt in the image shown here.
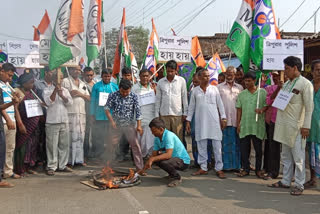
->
[264,71,282,180]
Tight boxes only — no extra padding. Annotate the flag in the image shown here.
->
[250,0,280,69]
[141,18,159,73]
[0,50,7,63]
[179,62,196,90]
[206,53,226,86]
[49,0,84,70]
[86,0,103,66]
[112,8,134,79]
[33,10,52,41]
[33,26,40,41]
[191,36,206,67]
[226,0,254,73]
[178,36,206,90]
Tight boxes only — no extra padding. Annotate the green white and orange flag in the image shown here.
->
[141,18,159,73]
[112,8,137,80]
[49,0,84,70]
[86,0,103,66]
[249,0,280,69]
[226,0,254,72]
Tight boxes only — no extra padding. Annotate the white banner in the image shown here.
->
[7,54,42,68]
[263,39,304,70]
[6,40,39,55]
[39,35,79,66]
[158,35,192,63]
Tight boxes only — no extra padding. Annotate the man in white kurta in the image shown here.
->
[62,67,90,166]
[132,69,156,157]
[271,57,313,195]
[186,69,227,178]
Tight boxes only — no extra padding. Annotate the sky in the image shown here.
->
[0,0,319,41]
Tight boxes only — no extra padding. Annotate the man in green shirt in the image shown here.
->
[236,71,267,178]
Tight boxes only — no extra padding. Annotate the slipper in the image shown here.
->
[27,170,38,175]
[290,186,303,196]
[46,170,55,176]
[0,181,14,188]
[236,171,249,177]
[191,169,208,176]
[268,181,290,188]
[216,171,226,179]
[167,178,182,187]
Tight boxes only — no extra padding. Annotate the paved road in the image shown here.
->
[1,160,319,214]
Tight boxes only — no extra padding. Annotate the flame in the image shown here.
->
[101,161,119,189]
[124,169,135,180]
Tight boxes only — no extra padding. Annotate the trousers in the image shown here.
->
[197,139,223,171]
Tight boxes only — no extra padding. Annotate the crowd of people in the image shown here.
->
[0,56,319,195]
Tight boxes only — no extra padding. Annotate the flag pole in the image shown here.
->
[149,64,165,80]
[255,74,262,122]
[103,22,107,70]
[227,52,232,67]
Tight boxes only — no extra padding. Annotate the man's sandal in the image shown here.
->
[216,171,226,179]
[237,171,249,177]
[268,181,290,188]
[167,178,182,187]
[191,169,208,176]
[290,186,303,196]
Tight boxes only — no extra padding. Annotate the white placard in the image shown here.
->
[39,35,79,66]
[159,36,192,50]
[158,35,192,63]
[272,90,294,111]
[7,54,43,68]
[99,92,109,106]
[6,40,39,55]
[25,99,44,118]
[263,39,304,70]
[158,49,191,63]
[140,91,156,106]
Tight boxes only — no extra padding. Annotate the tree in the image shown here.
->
[105,25,149,68]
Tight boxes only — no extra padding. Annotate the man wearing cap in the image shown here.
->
[62,66,90,167]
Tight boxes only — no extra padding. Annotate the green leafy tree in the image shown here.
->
[105,26,149,67]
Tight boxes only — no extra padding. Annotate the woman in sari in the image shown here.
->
[14,72,41,176]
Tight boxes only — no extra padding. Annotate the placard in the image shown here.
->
[6,40,39,55]
[25,99,44,118]
[139,91,156,106]
[99,92,109,106]
[8,54,42,68]
[272,90,294,111]
[158,35,192,63]
[5,40,42,68]
[39,35,79,66]
[263,39,304,70]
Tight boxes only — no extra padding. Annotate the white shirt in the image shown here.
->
[155,75,188,117]
[217,82,243,127]
[187,85,226,141]
[0,84,15,123]
[132,82,156,126]
[62,77,89,115]
[43,85,73,124]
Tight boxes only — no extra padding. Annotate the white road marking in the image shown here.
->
[119,189,149,214]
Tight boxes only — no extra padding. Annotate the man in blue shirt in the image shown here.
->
[105,79,144,171]
[142,118,190,187]
[90,69,118,158]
